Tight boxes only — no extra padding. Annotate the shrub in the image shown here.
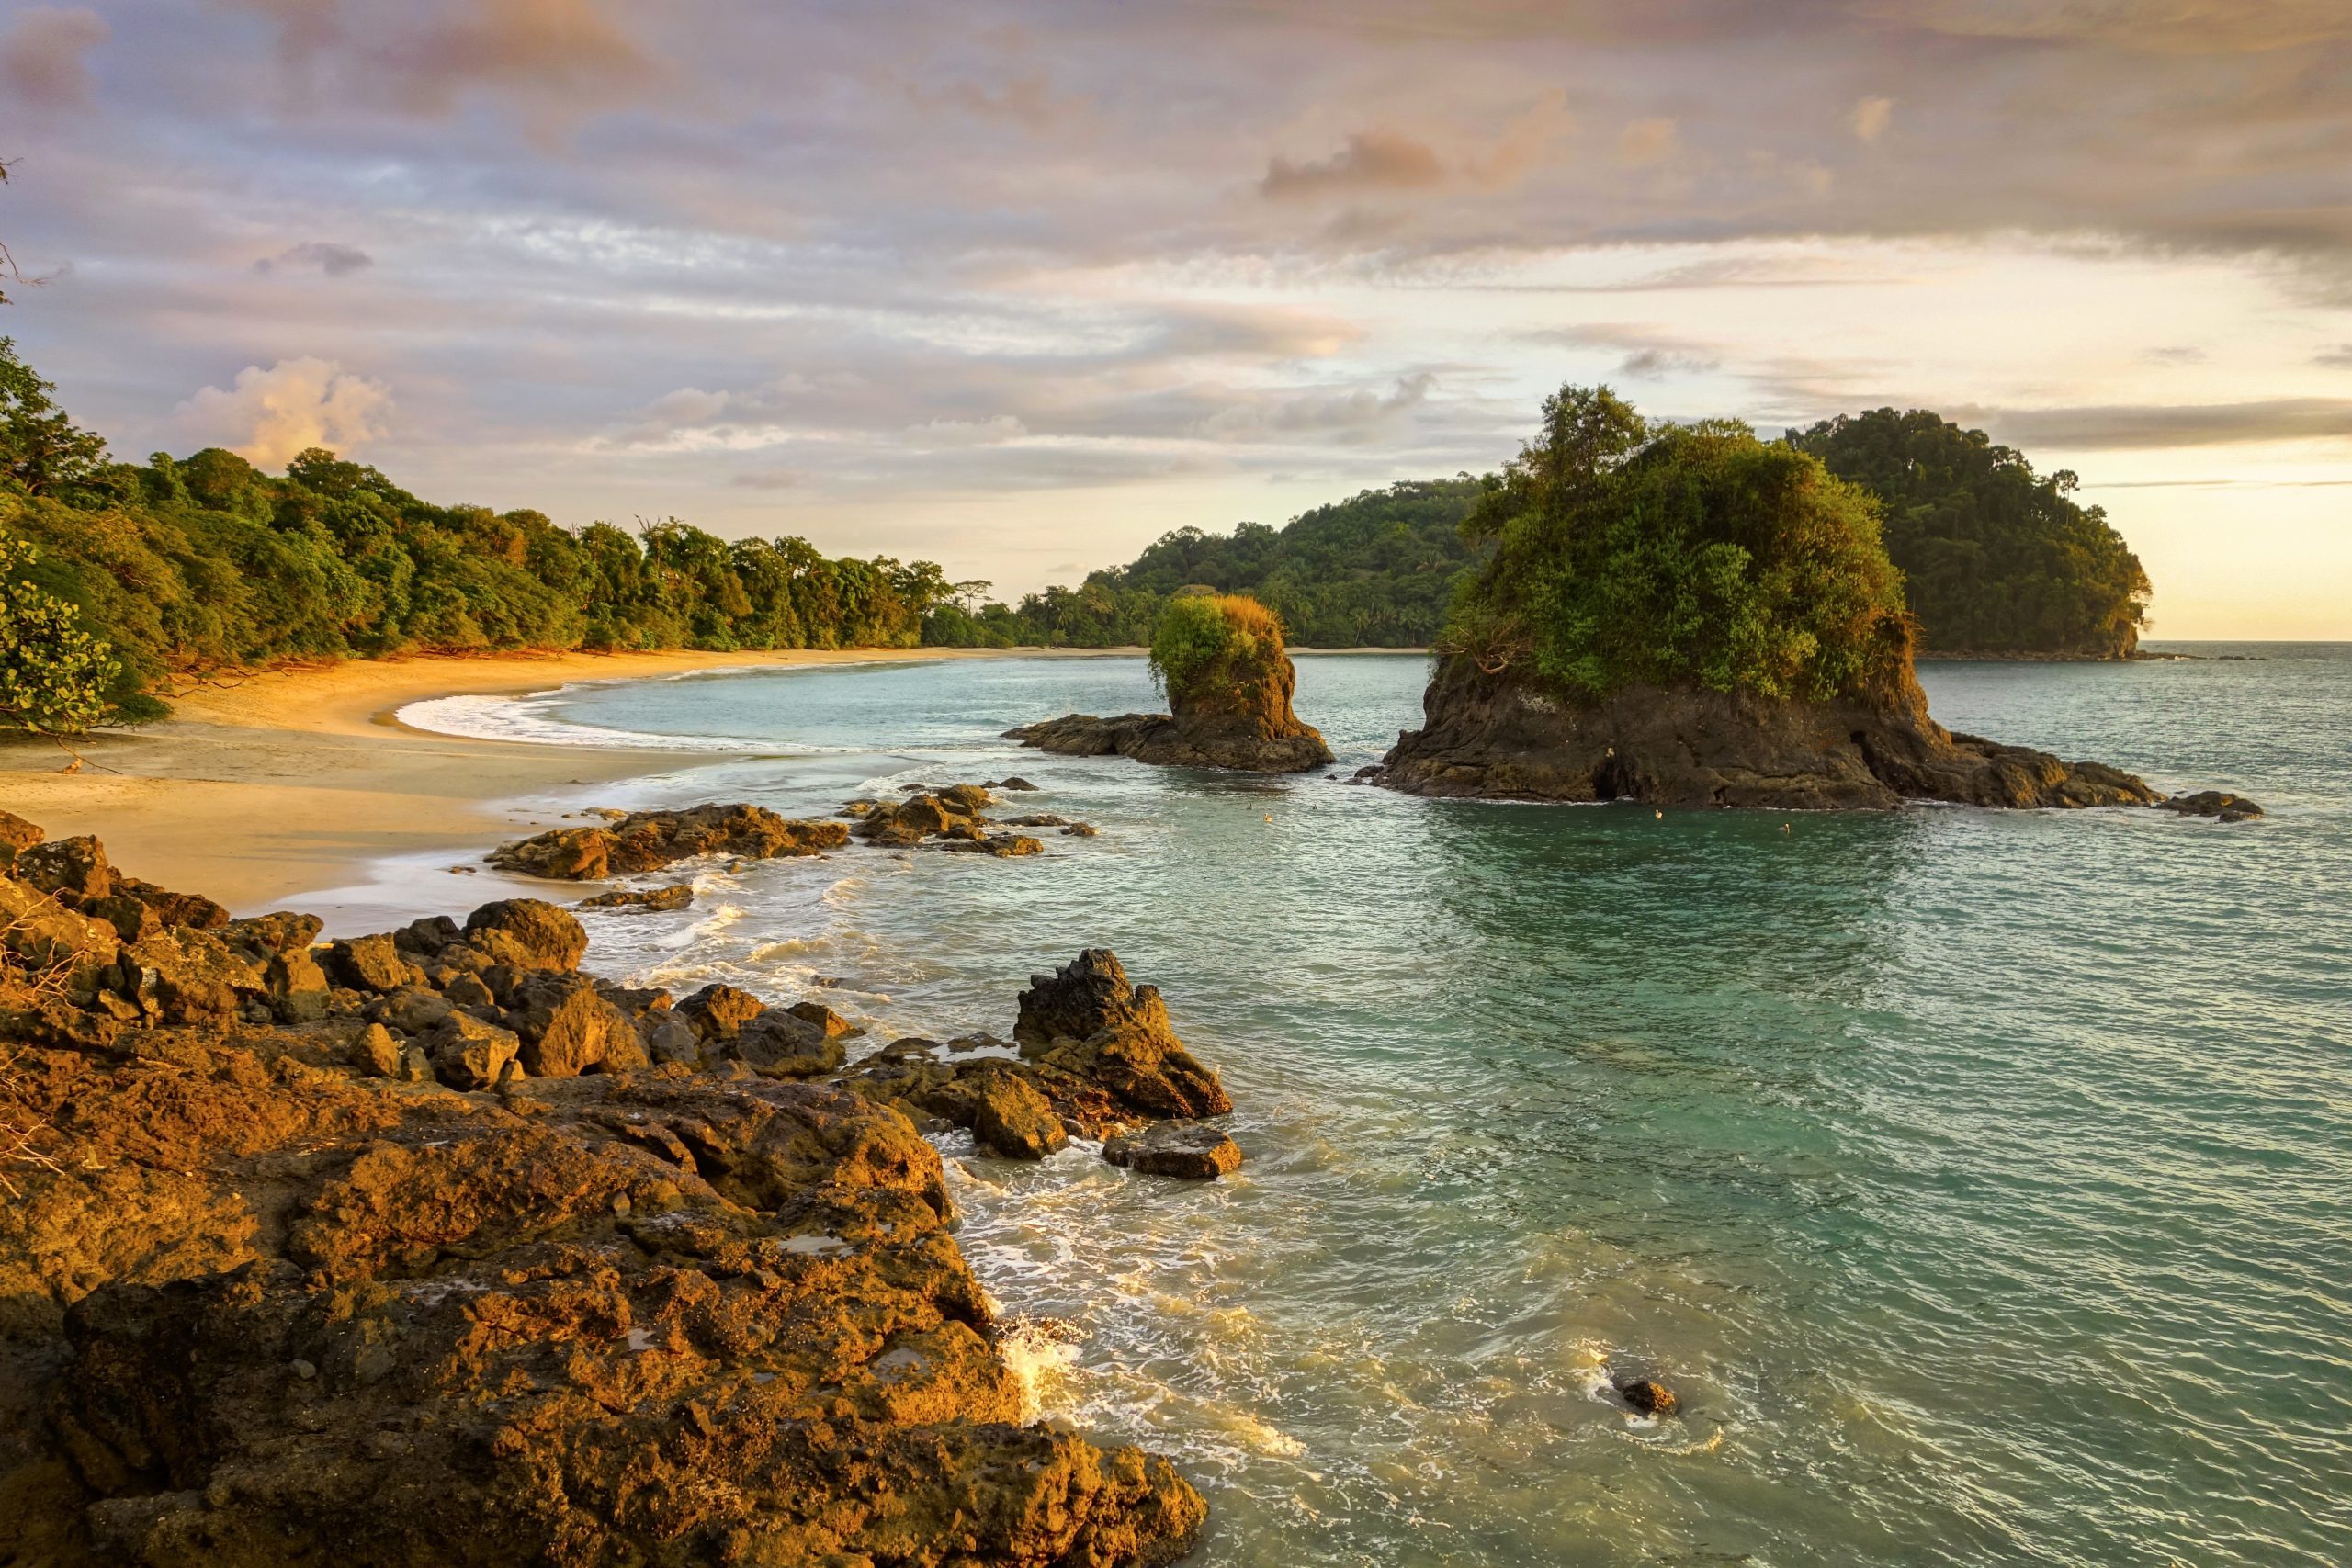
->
[0,532,119,735]
[1148,592,1288,711]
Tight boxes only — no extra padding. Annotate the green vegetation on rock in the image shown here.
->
[0,532,118,735]
[1445,385,1913,705]
[1148,592,1290,714]
[1789,408,2151,658]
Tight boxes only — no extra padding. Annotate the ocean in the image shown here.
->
[395,645,2351,1567]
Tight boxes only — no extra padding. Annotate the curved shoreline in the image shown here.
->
[0,648,1061,912]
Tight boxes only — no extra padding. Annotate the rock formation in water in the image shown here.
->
[1371,385,2256,815]
[1007,594,1333,773]
[0,816,1212,1566]
[1372,659,2170,811]
[490,803,848,880]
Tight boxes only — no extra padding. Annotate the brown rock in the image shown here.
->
[732,1011,845,1078]
[322,932,428,995]
[486,823,612,879]
[1616,1377,1679,1416]
[1102,1121,1242,1179]
[462,899,587,973]
[424,1010,521,1089]
[127,927,266,1023]
[222,911,325,958]
[264,949,332,1024]
[507,973,640,1078]
[786,999,858,1039]
[968,1070,1068,1160]
[677,983,767,1042]
[348,1021,403,1077]
[14,834,113,900]
[0,807,43,856]
[577,882,695,912]
[2155,790,2265,822]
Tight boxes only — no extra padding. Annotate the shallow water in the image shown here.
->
[405,646,2352,1566]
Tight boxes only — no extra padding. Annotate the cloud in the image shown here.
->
[1619,346,1723,377]
[171,358,392,467]
[1880,0,2352,53]
[1526,323,1724,378]
[905,414,1027,446]
[1261,130,1446,200]
[1849,96,1894,143]
[2144,345,2207,364]
[1196,373,1435,440]
[1967,398,2352,449]
[254,240,374,276]
[1616,118,1678,166]
[2315,344,2352,367]
[729,467,806,490]
[231,0,658,120]
[0,6,109,108]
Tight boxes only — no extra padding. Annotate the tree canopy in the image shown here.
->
[0,341,953,724]
[927,477,1485,649]
[1789,408,2150,657]
[1444,385,1914,705]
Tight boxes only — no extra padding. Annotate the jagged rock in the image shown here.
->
[786,999,858,1040]
[984,776,1038,791]
[348,1021,403,1077]
[1103,1121,1242,1179]
[127,927,266,1024]
[462,899,587,973]
[488,805,848,881]
[506,973,643,1078]
[367,985,454,1037]
[393,914,463,956]
[264,949,332,1023]
[322,932,427,995]
[77,892,157,943]
[222,911,325,958]
[639,1010,706,1067]
[441,972,496,1010]
[0,876,119,1002]
[1373,662,2166,811]
[0,807,42,861]
[578,882,695,912]
[424,1010,522,1090]
[2156,790,2265,822]
[967,1069,1069,1160]
[938,834,1045,857]
[1005,813,1069,827]
[14,835,112,900]
[1061,822,1101,838]
[113,874,231,931]
[1015,948,1175,1047]
[732,1011,845,1078]
[678,983,766,1042]
[1616,1377,1679,1416]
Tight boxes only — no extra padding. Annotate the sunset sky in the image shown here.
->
[3,0,2347,637]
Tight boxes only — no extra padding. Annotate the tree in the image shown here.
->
[0,338,107,498]
[0,532,118,735]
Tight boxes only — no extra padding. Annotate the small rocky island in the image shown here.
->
[1368,387,2259,817]
[1008,593,1333,773]
[0,808,1227,1565]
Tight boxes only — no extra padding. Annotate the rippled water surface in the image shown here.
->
[415,646,2352,1566]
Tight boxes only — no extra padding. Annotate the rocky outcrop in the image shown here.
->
[0,826,1209,1567]
[1006,704,1332,773]
[844,784,1047,856]
[488,804,849,881]
[1103,1121,1243,1180]
[1370,658,2186,812]
[578,883,695,912]
[2155,790,2264,822]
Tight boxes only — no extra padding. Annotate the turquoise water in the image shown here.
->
[412,647,2351,1566]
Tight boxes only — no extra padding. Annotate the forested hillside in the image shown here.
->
[0,340,948,728]
[925,478,1484,649]
[1789,409,2151,658]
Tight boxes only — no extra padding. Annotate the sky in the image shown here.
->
[2,0,2348,637]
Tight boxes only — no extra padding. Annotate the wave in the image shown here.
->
[397,687,815,754]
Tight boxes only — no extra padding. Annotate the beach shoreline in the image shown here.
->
[0,646,1022,912]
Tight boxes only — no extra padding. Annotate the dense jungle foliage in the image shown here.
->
[1442,386,1917,705]
[923,478,1484,649]
[1147,592,1288,712]
[0,340,950,729]
[1790,408,2151,657]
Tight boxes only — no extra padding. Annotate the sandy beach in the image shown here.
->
[0,647,1034,912]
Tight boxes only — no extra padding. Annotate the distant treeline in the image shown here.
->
[923,477,1485,649]
[0,341,950,722]
[1791,410,2150,658]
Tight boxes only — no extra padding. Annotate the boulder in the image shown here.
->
[487,825,610,879]
[1015,949,1175,1047]
[967,1070,1068,1160]
[677,983,766,1042]
[487,806,849,882]
[578,883,695,912]
[0,807,43,859]
[507,973,640,1078]
[114,874,230,931]
[0,875,119,1002]
[392,915,463,956]
[13,835,112,901]
[424,1011,521,1090]
[127,928,266,1024]
[322,933,428,995]
[463,899,587,973]
[731,1011,844,1078]
[347,1021,403,1077]
[78,893,158,943]
[938,834,1044,857]
[2156,790,2264,822]
[264,949,332,1023]
[222,911,325,958]
[441,972,496,1010]
[1616,1377,1679,1416]
[984,777,1038,791]
[1102,1121,1242,1179]
[786,1000,858,1040]
[368,985,455,1037]
[639,1010,707,1067]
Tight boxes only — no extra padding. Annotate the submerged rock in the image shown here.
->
[577,882,695,912]
[1615,1377,1679,1416]
[1372,661,2167,812]
[2155,790,2264,822]
[489,804,848,880]
[1103,1120,1243,1179]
